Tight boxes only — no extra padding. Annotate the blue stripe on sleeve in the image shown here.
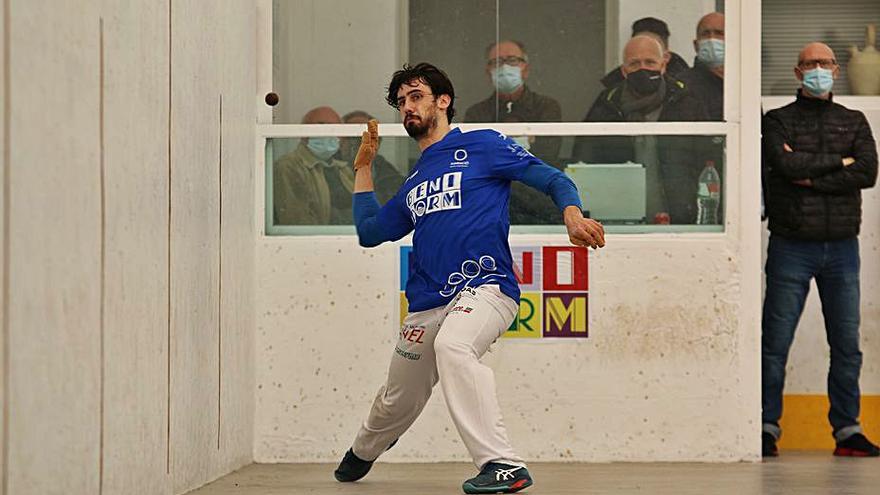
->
[519,163,583,211]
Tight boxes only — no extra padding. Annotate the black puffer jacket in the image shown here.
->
[763,91,877,241]
[677,59,723,121]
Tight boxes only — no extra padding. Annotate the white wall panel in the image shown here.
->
[5,1,255,494]
[0,0,6,491]
[101,1,171,494]
[169,0,222,491]
[7,1,102,493]
[216,0,256,475]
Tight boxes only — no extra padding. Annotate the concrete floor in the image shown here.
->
[188,453,880,495]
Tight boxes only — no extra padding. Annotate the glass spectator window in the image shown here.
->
[266,134,411,232]
[262,1,735,235]
[270,0,726,124]
[264,130,726,235]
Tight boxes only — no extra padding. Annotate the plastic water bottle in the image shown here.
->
[696,160,721,225]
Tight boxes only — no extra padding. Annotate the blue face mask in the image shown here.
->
[696,38,724,68]
[491,65,524,94]
[802,67,834,96]
[306,136,339,161]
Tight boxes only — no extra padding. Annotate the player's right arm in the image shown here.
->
[489,132,605,249]
[352,120,414,247]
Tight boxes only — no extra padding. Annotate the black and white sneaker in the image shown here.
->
[462,462,533,494]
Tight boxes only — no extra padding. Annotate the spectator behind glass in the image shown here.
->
[464,39,562,165]
[601,17,690,90]
[679,12,725,121]
[273,106,355,225]
[464,40,563,225]
[574,35,711,224]
[338,110,404,205]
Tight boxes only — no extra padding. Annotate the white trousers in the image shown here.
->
[351,284,525,469]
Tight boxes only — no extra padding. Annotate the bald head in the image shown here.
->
[301,106,341,125]
[632,31,667,52]
[622,35,667,76]
[798,42,836,65]
[625,35,665,61]
[696,12,724,39]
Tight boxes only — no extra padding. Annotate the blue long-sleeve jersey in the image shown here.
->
[354,128,581,312]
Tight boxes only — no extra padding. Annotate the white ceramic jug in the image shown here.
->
[848,24,880,95]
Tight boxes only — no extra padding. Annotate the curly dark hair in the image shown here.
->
[386,63,456,123]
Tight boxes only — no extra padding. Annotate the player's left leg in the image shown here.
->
[434,284,533,494]
[335,306,445,482]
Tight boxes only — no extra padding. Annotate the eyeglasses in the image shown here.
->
[487,56,528,68]
[798,59,837,70]
[394,91,434,109]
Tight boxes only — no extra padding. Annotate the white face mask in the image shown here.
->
[802,67,834,96]
[306,136,339,161]
[696,38,724,68]
[491,64,524,94]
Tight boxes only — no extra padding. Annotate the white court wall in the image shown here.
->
[0,0,6,484]
[2,1,255,494]
[255,232,761,463]
[761,96,880,398]
[254,0,763,465]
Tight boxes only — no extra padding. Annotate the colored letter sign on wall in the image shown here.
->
[398,246,589,339]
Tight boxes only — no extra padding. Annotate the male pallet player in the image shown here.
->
[334,63,605,494]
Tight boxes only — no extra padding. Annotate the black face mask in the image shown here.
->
[626,69,662,95]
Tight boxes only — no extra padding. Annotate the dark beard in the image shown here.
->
[404,112,436,139]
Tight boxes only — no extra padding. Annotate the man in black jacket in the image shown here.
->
[761,42,879,458]
[678,12,724,121]
[573,35,714,224]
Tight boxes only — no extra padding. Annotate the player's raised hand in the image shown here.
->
[354,119,379,171]
[563,206,605,249]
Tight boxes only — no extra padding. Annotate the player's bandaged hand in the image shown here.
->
[354,119,379,171]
